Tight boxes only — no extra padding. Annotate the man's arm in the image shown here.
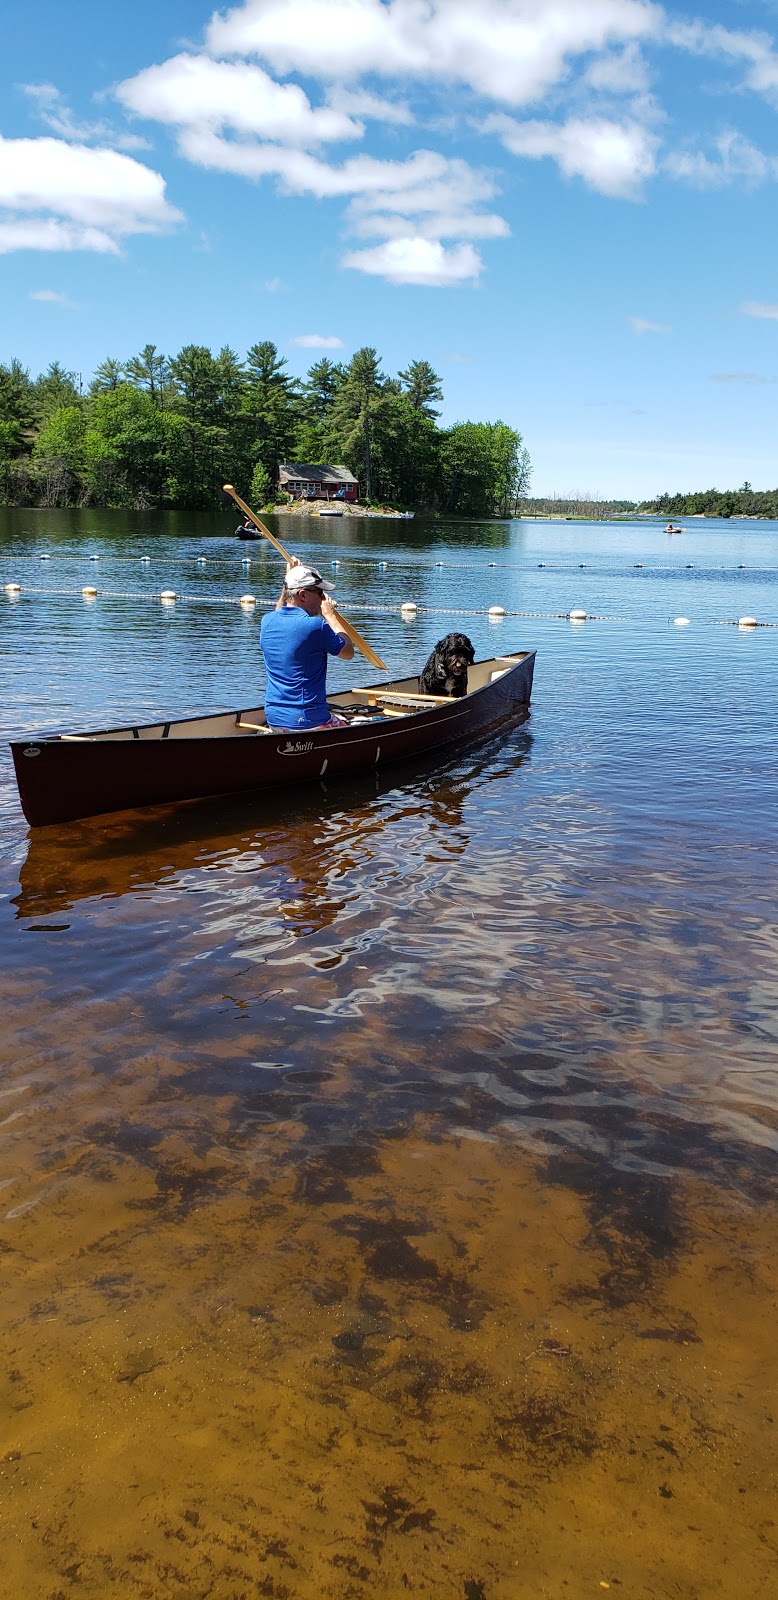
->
[321,597,355,660]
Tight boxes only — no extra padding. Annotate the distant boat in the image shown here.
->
[665,523,684,534]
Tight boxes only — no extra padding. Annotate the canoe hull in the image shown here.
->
[10,651,535,827]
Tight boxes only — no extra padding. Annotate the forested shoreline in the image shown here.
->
[522,485,778,518]
[0,343,530,518]
[638,484,778,518]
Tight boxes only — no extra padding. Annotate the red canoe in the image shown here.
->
[10,650,536,827]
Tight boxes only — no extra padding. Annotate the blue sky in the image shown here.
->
[2,0,778,498]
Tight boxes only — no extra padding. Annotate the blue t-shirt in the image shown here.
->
[260,606,346,729]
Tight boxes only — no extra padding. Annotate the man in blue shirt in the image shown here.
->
[260,562,355,730]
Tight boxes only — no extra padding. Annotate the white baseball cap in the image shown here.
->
[285,565,331,594]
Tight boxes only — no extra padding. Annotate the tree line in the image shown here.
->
[639,483,778,518]
[0,343,531,518]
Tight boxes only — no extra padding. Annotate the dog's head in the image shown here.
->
[439,632,475,679]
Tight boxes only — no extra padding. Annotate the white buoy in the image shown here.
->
[400,600,418,613]
[634,562,643,568]
[537,562,545,568]
[488,604,505,617]
[197,557,206,565]
[738,615,758,628]
[331,560,340,569]
[40,554,50,561]
[81,585,98,597]
[5,582,21,594]
[379,560,387,569]
[89,555,99,561]
[685,563,694,569]
[141,555,151,563]
[568,607,587,621]
[160,589,176,603]
[488,561,497,568]
[578,562,587,568]
[673,616,691,627]
[240,593,256,607]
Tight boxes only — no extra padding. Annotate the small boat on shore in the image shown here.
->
[10,651,536,827]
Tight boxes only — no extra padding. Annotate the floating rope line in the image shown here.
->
[5,587,776,627]
[6,552,778,573]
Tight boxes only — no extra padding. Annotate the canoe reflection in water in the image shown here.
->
[13,721,533,924]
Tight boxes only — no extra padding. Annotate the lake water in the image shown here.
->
[1,507,777,1599]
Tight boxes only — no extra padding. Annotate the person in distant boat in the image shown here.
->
[260,561,354,731]
[236,519,261,539]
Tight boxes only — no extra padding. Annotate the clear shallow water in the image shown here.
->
[1,509,777,1598]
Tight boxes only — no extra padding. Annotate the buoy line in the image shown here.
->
[1,587,624,619]
[5,588,775,626]
[7,552,778,574]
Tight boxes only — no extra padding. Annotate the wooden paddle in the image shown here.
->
[222,484,387,671]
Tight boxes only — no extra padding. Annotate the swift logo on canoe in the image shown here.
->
[23,746,41,758]
[277,739,314,755]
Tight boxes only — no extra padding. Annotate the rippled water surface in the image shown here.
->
[1,508,777,1599]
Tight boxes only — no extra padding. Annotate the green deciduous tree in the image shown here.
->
[33,404,88,505]
[87,384,171,506]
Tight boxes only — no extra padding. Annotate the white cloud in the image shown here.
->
[110,0,778,286]
[488,113,657,197]
[206,0,660,107]
[342,236,482,285]
[325,86,414,127]
[171,127,503,276]
[29,288,74,304]
[665,131,778,188]
[20,82,150,152]
[0,219,119,254]
[711,371,777,383]
[666,19,778,104]
[741,301,778,320]
[263,275,286,291]
[584,42,650,94]
[629,315,671,333]
[0,135,182,254]
[290,333,344,347]
[117,53,361,145]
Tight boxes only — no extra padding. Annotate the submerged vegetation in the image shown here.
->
[0,343,530,518]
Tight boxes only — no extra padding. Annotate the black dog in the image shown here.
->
[419,632,475,697]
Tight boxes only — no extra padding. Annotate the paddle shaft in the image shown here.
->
[222,484,387,671]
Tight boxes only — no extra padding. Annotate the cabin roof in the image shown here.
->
[277,463,358,485]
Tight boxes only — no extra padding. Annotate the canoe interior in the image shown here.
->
[34,654,533,744]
